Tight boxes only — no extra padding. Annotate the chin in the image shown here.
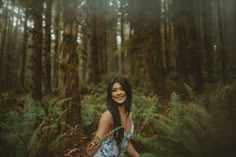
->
[115,102,125,105]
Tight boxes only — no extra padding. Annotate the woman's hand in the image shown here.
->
[64,148,80,157]
[85,136,101,156]
[127,140,140,157]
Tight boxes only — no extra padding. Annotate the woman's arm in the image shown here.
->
[95,110,113,139]
[85,110,113,156]
[127,140,140,157]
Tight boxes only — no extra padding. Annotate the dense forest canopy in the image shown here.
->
[0,0,236,156]
[0,0,235,96]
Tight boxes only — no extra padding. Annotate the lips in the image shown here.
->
[115,96,125,100]
[113,95,126,103]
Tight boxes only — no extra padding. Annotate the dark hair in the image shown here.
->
[107,76,132,153]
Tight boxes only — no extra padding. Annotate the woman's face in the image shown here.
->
[111,82,127,104]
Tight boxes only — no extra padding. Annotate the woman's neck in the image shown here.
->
[117,104,126,113]
[118,104,129,120]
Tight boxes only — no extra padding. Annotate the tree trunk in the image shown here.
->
[44,0,53,94]
[0,7,8,91]
[163,0,176,75]
[60,0,81,127]
[105,1,118,74]
[217,0,227,82]
[85,0,100,84]
[53,0,61,89]
[20,8,29,89]
[5,14,13,91]
[202,0,214,82]
[31,1,43,101]
[173,0,203,91]
[221,0,236,82]
[96,0,106,75]
[139,0,163,94]
[191,0,204,92]
[9,10,20,90]
[119,0,125,74]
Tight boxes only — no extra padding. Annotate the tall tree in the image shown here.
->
[30,0,43,101]
[5,10,13,91]
[7,6,20,90]
[106,0,119,74]
[20,6,29,89]
[172,0,203,92]
[95,0,106,75]
[118,0,127,74]
[217,0,227,81]
[85,0,100,84]
[60,0,81,126]
[218,0,236,82]
[163,0,176,75]
[44,0,53,93]
[128,0,163,94]
[52,0,61,89]
[0,1,9,91]
[201,0,214,82]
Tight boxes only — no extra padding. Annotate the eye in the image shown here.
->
[112,89,117,92]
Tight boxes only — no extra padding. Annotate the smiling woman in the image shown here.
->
[64,76,140,157]
[90,76,139,157]
[111,82,127,105]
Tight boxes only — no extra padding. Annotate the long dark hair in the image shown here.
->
[107,76,132,152]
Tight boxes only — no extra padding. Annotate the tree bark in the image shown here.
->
[85,0,100,84]
[20,8,29,89]
[0,6,8,91]
[31,1,43,101]
[139,0,163,94]
[217,0,227,81]
[53,0,61,89]
[173,0,203,91]
[60,0,81,126]
[44,0,53,94]
[5,13,13,91]
[202,0,214,82]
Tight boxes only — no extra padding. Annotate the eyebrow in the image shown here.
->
[112,86,123,89]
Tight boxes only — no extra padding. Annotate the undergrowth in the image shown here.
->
[0,82,236,157]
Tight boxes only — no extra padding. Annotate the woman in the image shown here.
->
[90,76,140,157]
[65,76,140,157]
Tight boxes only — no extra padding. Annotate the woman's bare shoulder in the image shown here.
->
[100,110,113,124]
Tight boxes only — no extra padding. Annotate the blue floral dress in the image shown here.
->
[93,121,134,157]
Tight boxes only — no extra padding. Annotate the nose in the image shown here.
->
[117,89,121,94]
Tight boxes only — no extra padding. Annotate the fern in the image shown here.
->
[0,96,44,157]
[132,89,211,157]
[81,92,106,134]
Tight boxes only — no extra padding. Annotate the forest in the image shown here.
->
[0,0,236,156]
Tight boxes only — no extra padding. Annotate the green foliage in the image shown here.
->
[1,82,236,156]
[202,82,236,156]
[81,92,106,135]
[132,89,211,157]
[79,84,213,156]
[0,96,44,157]
[0,96,80,157]
[27,97,69,157]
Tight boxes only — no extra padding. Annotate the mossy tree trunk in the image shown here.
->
[60,0,81,127]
